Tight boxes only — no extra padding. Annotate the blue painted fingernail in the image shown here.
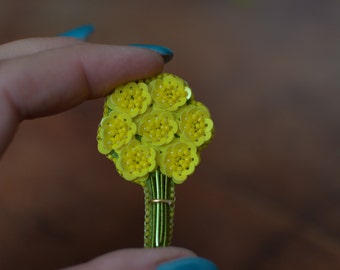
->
[129,44,174,63]
[58,25,95,40]
[157,257,218,270]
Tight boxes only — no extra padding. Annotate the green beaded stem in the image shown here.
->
[143,170,175,248]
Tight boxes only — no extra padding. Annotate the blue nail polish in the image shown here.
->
[129,44,174,63]
[58,25,95,40]
[157,257,218,270]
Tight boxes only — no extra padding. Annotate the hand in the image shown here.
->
[0,36,217,270]
[0,36,164,156]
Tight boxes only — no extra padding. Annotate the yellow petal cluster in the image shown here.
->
[138,110,178,146]
[97,73,214,185]
[150,74,189,111]
[97,110,136,154]
[116,139,156,182]
[107,82,151,117]
[158,139,199,184]
[177,102,214,148]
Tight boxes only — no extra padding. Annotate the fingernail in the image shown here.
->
[156,257,218,270]
[58,25,95,40]
[129,44,174,63]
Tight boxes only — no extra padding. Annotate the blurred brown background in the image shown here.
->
[1,0,340,269]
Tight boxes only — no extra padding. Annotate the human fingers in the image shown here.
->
[0,25,95,60]
[60,247,197,270]
[0,37,83,60]
[0,40,165,119]
[0,39,168,156]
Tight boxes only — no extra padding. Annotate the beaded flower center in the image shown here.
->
[107,82,151,117]
[160,140,199,184]
[151,74,189,111]
[117,140,156,181]
[139,111,178,146]
[178,104,214,147]
[97,111,136,154]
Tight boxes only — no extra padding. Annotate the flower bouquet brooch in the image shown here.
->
[97,73,214,247]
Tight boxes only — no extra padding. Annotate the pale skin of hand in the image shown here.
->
[0,37,196,269]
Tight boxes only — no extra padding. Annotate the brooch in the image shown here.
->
[97,73,214,247]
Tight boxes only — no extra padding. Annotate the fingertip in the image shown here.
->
[60,247,197,270]
[129,44,174,63]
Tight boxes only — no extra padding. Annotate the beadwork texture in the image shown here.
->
[97,73,213,184]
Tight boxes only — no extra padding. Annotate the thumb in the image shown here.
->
[60,247,196,270]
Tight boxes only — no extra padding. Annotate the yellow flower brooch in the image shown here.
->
[97,73,214,247]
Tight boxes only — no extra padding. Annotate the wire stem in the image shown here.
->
[143,170,175,247]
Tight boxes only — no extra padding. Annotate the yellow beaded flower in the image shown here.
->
[138,110,178,146]
[106,81,151,118]
[97,110,136,155]
[150,73,190,111]
[97,73,214,184]
[158,139,199,184]
[97,72,214,248]
[177,102,214,148]
[115,139,156,183]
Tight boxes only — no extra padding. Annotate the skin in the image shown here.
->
[0,37,196,269]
